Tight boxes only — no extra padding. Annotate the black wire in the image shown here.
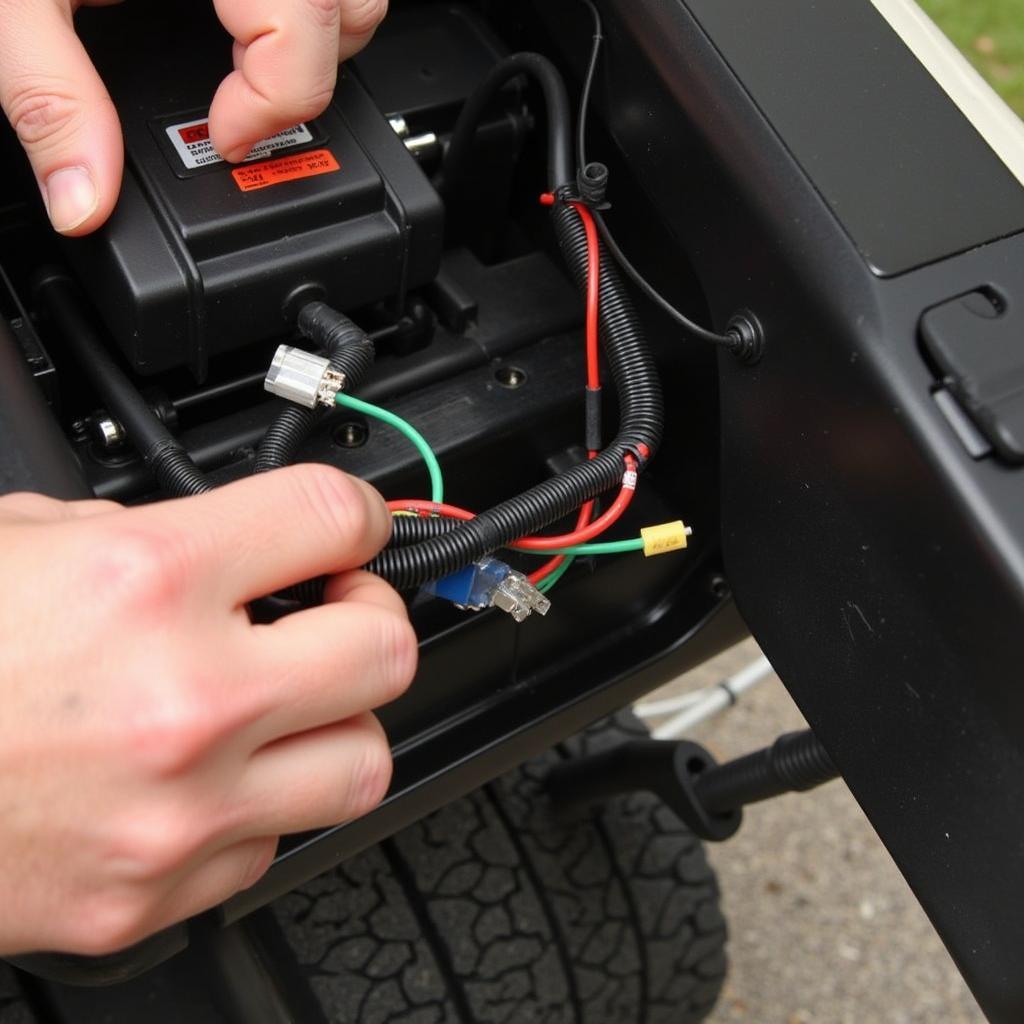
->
[574,0,739,351]
[438,52,573,194]
[576,0,603,172]
[592,210,735,348]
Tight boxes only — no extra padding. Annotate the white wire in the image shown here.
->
[651,656,775,740]
[633,688,710,717]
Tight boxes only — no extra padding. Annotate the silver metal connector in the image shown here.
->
[490,571,552,623]
[264,345,345,409]
[389,114,439,160]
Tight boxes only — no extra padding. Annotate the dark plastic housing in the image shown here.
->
[68,1,444,380]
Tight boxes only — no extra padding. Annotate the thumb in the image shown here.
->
[0,0,123,236]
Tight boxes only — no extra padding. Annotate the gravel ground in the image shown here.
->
[637,639,985,1024]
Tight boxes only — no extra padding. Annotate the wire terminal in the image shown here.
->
[424,558,551,622]
[641,520,692,557]
[265,345,345,409]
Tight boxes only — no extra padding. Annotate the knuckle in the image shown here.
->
[4,77,85,152]
[304,0,342,30]
[346,727,393,818]
[107,808,208,881]
[85,527,190,613]
[285,84,336,125]
[341,0,388,38]
[124,682,218,778]
[375,612,418,705]
[291,464,371,547]
[238,839,277,892]
[71,893,152,957]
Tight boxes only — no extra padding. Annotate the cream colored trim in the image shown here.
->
[869,0,1024,188]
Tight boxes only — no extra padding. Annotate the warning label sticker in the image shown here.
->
[164,118,313,170]
[231,149,341,192]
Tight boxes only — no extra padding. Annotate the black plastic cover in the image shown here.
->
[921,290,1024,464]
[683,0,1024,277]
[69,0,444,380]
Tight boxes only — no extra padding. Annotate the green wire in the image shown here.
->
[331,390,645,577]
[335,392,444,504]
[521,538,645,557]
[330,391,652,587]
[537,555,576,595]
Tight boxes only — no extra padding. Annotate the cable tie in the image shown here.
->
[621,443,650,469]
[717,681,739,707]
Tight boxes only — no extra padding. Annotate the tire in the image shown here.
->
[272,710,728,1024]
[0,711,728,1023]
[0,964,37,1024]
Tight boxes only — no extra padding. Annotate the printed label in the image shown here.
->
[164,118,313,170]
[231,149,340,192]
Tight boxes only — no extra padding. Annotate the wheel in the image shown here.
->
[272,710,728,1023]
[0,711,728,1023]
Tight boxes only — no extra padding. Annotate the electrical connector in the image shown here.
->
[491,572,552,622]
[424,557,551,622]
[641,520,692,557]
[264,345,345,409]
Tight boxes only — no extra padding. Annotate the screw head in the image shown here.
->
[333,420,368,448]
[93,416,126,450]
[495,366,527,389]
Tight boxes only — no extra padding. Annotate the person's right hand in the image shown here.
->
[0,464,416,957]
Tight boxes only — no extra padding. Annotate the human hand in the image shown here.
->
[0,464,416,956]
[0,0,387,235]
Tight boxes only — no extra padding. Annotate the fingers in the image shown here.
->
[323,568,406,615]
[0,492,121,524]
[337,0,388,62]
[149,836,277,934]
[244,589,417,742]
[123,464,393,605]
[127,714,390,939]
[208,0,343,162]
[0,0,123,235]
[235,713,392,837]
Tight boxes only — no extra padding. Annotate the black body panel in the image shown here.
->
[542,0,1023,1018]
[685,0,1024,276]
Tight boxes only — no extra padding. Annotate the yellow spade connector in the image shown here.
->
[641,520,692,557]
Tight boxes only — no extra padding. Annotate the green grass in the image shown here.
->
[916,0,1024,114]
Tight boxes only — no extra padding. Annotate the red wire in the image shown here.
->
[570,201,601,391]
[527,199,602,582]
[389,196,640,583]
[386,453,638,552]
[527,499,593,585]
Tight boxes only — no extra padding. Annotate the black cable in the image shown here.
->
[592,211,736,349]
[366,197,663,589]
[574,1,741,352]
[34,270,213,499]
[254,304,375,473]
[437,52,574,195]
[576,0,603,172]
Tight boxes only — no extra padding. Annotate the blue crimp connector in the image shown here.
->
[423,557,551,622]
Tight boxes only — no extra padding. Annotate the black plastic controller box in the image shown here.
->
[69,0,444,380]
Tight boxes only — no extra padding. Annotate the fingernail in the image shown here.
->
[44,167,99,234]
